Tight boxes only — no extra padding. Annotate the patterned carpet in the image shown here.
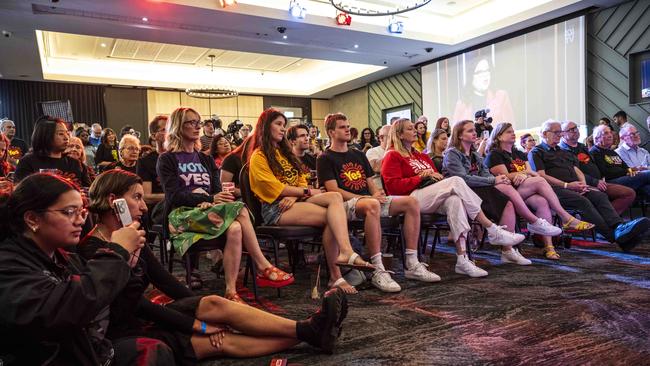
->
[189,233,650,366]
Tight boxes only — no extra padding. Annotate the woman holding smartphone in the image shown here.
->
[79,169,347,364]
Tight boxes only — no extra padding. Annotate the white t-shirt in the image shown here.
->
[366,145,386,169]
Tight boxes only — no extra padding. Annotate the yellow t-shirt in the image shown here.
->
[249,148,308,204]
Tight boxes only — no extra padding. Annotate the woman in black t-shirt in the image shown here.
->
[485,123,595,259]
[95,128,119,171]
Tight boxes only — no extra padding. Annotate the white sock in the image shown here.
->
[370,253,385,271]
[405,249,419,269]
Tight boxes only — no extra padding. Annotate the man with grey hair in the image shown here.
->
[616,123,650,170]
[559,120,635,214]
[529,119,649,252]
[89,123,102,147]
[366,125,391,174]
[0,119,29,166]
[590,124,650,198]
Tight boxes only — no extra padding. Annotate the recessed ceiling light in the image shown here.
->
[142,17,148,22]
[354,44,359,48]
[282,35,287,39]
[100,43,107,48]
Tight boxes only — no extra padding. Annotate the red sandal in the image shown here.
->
[225,292,247,305]
[256,266,295,288]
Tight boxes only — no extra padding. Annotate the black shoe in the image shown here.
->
[614,217,650,252]
[296,287,348,353]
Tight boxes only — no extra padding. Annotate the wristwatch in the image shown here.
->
[303,187,310,197]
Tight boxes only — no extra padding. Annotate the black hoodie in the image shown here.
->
[0,234,131,365]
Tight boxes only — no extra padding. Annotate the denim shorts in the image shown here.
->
[343,196,393,221]
[261,200,284,225]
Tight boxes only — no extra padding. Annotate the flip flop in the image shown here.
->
[329,277,357,295]
[335,252,375,272]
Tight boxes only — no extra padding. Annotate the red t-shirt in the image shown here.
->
[381,149,438,196]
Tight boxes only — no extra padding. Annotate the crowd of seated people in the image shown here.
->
[2,106,650,364]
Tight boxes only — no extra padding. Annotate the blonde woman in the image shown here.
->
[484,123,594,259]
[157,107,294,303]
[381,118,525,278]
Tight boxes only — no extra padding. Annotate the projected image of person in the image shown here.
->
[453,57,515,126]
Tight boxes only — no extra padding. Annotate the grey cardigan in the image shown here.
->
[443,147,496,187]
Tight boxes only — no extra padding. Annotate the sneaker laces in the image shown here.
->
[371,269,396,279]
[408,261,430,272]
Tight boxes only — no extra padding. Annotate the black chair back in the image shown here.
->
[239,163,264,228]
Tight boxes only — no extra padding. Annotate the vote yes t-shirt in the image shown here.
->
[175,151,211,193]
[317,149,374,195]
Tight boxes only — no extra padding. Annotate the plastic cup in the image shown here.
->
[222,181,235,193]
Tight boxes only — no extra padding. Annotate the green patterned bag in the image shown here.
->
[168,202,245,256]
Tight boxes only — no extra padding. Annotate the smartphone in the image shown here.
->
[482,130,490,139]
[113,198,132,227]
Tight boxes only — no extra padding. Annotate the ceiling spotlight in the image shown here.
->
[387,16,403,34]
[141,17,148,22]
[283,35,288,39]
[219,0,237,8]
[354,44,359,48]
[289,0,306,19]
[100,43,107,48]
[336,12,351,26]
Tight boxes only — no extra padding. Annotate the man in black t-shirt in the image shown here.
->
[559,120,635,214]
[317,113,439,293]
[590,124,650,198]
[287,124,316,170]
[530,120,649,251]
[137,116,167,209]
[15,117,90,187]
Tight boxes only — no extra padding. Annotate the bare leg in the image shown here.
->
[525,194,556,255]
[192,333,299,359]
[196,295,297,337]
[498,201,516,252]
[516,177,575,223]
[494,183,538,223]
[388,196,420,251]
[354,199,381,257]
[235,211,273,270]
[223,222,243,296]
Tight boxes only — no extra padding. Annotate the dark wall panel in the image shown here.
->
[103,87,148,139]
[0,79,106,143]
[263,96,312,122]
[368,69,422,131]
[587,0,650,137]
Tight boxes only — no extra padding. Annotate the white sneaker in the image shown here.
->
[371,270,402,292]
[487,225,525,246]
[455,254,488,278]
[501,248,532,265]
[405,262,441,282]
[527,218,562,236]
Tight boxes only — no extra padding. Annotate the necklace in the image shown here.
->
[92,224,111,242]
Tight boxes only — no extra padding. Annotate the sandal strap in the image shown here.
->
[259,266,292,281]
[348,252,360,265]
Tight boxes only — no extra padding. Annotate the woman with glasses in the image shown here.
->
[157,107,294,302]
[485,123,594,260]
[95,128,119,172]
[106,134,140,174]
[356,127,379,153]
[520,133,537,154]
[0,173,175,365]
[246,108,374,294]
[78,169,347,364]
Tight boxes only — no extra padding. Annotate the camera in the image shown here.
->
[425,47,433,53]
[2,31,12,38]
[474,109,493,124]
[276,26,286,34]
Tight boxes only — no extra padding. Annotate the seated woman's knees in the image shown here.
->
[227,220,242,236]
[448,176,464,184]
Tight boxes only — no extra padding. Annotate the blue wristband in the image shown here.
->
[201,321,207,334]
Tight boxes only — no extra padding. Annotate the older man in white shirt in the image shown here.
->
[616,123,650,170]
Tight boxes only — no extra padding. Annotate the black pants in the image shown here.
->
[552,187,623,242]
[113,336,176,366]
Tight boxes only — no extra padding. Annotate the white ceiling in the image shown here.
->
[0,0,625,97]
